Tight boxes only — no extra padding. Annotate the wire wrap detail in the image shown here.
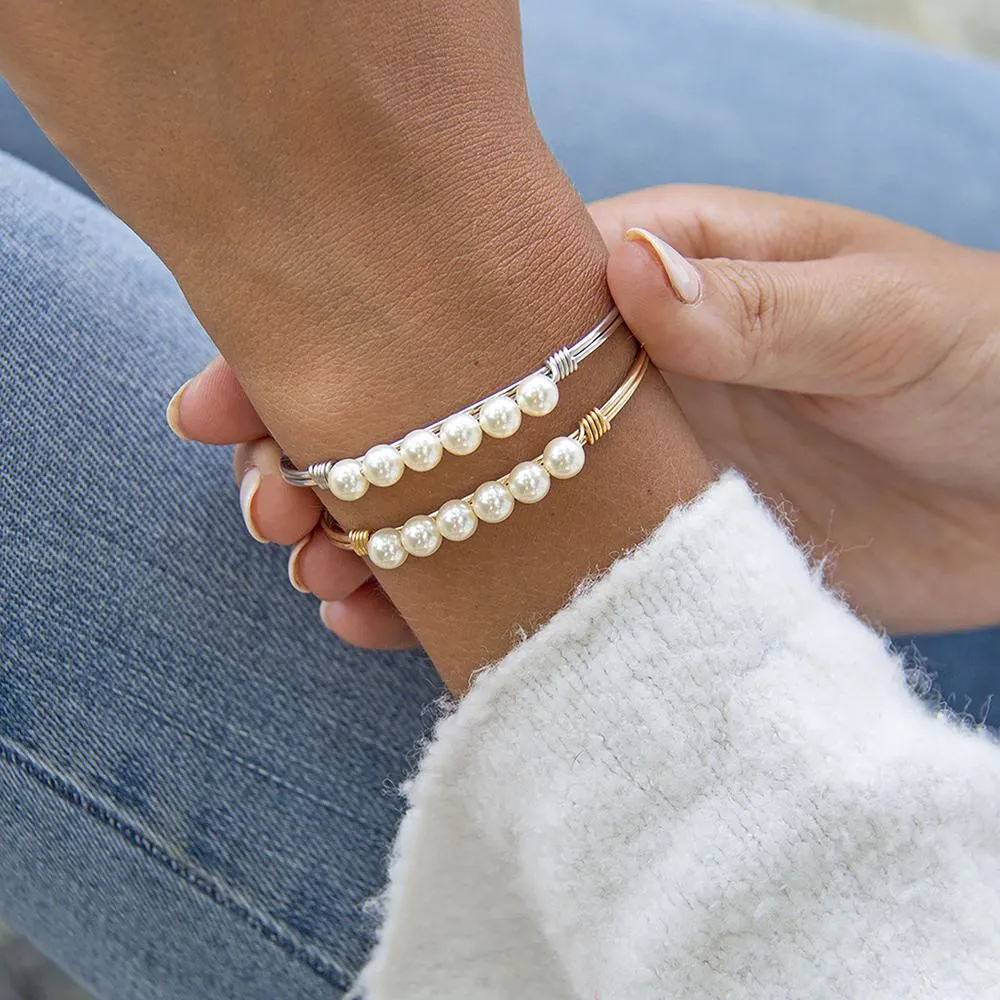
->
[577,409,612,445]
[348,529,372,558]
[544,347,579,382]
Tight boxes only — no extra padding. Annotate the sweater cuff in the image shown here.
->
[451,469,908,759]
[355,474,995,998]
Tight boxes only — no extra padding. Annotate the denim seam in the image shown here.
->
[0,735,356,992]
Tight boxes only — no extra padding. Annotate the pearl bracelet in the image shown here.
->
[280,306,624,500]
[320,349,649,568]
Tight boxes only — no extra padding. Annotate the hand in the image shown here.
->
[603,185,1000,634]
[175,186,1000,641]
[166,358,417,646]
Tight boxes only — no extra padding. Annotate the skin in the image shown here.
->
[178,186,1000,645]
[0,1,710,690]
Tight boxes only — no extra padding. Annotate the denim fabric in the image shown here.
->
[0,156,445,998]
[1,1,999,997]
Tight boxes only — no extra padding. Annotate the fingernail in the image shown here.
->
[625,227,702,304]
[239,468,268,543]
[165,379,192,439]
[319,600,342,631]
[288,536,311,593]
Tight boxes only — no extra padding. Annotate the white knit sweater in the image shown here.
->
[353,476,1000,999]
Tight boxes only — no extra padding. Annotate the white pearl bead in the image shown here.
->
[515,374,559,417]
[542,436,586,480]
[326,459,369,502]
[439,413,483,456]
[507,461,551,504]
[400,515,442,557]
[478,395,522,439]
[399,429,443,472]
[362,444,405,487]
[367,528,408,569]
[435,500,479,542]
[471,481,515,523]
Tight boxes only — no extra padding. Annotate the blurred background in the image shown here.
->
[1,0,997,998]
[781,0,1000,56]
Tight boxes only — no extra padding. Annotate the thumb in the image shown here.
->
[608,227,933,396]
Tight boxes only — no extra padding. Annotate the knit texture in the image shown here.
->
[353,475,1000,998]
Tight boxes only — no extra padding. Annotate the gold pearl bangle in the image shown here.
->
[321,350,649,569]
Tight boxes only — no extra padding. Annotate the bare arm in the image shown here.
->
[0,0,710,688]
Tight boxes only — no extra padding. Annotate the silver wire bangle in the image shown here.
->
[320,348,650,568]
[280,306,625,499]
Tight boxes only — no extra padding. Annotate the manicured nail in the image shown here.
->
[625,227,702,304]
[165,379,192,439]
[288,536,311,593]
[319,601,341,631]
[239,468,268,543]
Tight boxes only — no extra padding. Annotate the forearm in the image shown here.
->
[168,36,710,691]
[0,0,710,688]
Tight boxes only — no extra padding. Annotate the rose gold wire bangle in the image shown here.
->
[320,349,649,569]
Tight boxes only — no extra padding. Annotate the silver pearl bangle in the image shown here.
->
[280,306,625,500]
[321,349,649,568]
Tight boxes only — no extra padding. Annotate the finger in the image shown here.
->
[288,528,374,602]
[609,226,953,396]
[233,438,322,544]
[589,184,936,263]
[167,354,268,444]
[320,581,417,649]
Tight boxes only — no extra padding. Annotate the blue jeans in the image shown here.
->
[2,1,999,996]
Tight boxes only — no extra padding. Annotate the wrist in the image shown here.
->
[180,128,610,459]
